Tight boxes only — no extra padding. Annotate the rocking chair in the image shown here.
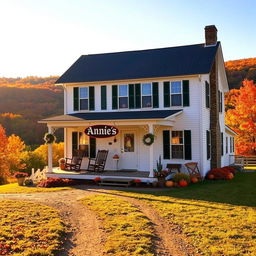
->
[184,162,202,180]
[65,156,83,172]
[87,150,109,172]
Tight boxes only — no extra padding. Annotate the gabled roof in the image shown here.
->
[56,43,220,84]
[40,110,182,122]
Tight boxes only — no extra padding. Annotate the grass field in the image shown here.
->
[0,183,72,194]
[0,200,65,256]
[81,195,155,256]
[104,172,256,255]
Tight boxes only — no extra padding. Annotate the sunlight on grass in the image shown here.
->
[81,194,155,256]
[0,200,65,255]
[0,183,72,194]
[106,190,256,256]
[244,167,256,170]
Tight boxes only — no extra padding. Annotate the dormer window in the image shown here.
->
[171,81,182,106]
[80,87,89,110]
[119,84,128,109]
[142,83,152,108]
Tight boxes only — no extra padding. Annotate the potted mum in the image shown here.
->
[58,158,66,170]
[14,172,28,186]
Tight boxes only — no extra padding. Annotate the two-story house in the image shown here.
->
[40,25,236,182]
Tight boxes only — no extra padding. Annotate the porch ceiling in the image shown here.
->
[39,110,182,126]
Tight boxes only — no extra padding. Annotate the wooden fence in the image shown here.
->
[229,155,256,169]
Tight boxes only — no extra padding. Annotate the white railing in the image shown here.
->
[30,168,47,184]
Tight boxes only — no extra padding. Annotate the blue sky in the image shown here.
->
[0,0,255,77]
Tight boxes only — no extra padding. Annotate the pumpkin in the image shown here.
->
[226,173,234,180]
[208,174,214,180]
[179,179,188,187]
[165,180,174,187]
[94,177,101,182]
[191,177,198,183]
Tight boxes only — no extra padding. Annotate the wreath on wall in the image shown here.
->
[142,133,155,146]
[44,133,56,144]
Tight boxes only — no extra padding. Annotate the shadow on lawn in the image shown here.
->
[78,172,256,208]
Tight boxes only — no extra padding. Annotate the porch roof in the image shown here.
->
[40,110,182,123]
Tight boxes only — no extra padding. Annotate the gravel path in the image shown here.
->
[0,186,195,256]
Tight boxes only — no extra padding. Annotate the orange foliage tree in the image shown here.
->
[0,125,9,184]
[225,80,256,155]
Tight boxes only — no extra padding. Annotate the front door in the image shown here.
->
[120,130,137,170]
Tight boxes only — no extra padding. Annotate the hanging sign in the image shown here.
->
[85,125,119,138]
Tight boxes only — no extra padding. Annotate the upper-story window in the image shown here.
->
[80,87,89,110]
[141,83,152,108]
[119,84,128,109]
[171,81,182,106]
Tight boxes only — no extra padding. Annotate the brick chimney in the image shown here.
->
[205,25,217,46]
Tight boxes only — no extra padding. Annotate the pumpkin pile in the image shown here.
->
[207,166,235,180]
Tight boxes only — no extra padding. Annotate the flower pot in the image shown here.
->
[158,177,166,187]
[59,163,65,170]
[17,177,25,186]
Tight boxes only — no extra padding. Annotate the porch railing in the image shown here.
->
[229,155,256,169]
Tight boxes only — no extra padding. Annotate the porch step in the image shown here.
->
[100,178,133,187]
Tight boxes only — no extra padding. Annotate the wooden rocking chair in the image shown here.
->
[87,150,109,172]
[184,162,202,180]
[65,156,83,172]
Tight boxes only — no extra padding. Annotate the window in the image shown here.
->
[141,83,152,108]
[124,133,134,152]
[80,87,89,110]
[206,130,211,160]
[79,132,90,157]
[205,81,210,108]
[226,136,228,154]
[119,84,128,109]
[171,81,182,106]
[171,131,183,158]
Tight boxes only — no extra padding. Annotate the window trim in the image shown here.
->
[171,130,184,159]
[118,84,129,109]
[79,87,89,111]
[141,82,153,109]
[170,81,183,106]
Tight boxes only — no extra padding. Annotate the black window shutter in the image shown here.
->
[72,132,78,156]
[112,85,118,109]
[182,80,190,106]
[163,81,170,107]
[220,92,223,112]
[205,81,210,108]
[207,130,210,160]
[135,83,141,108]
[184,130,192,160]
[89,87,95,110]
[221,132,224,156]
[152,82,159,108]
[89,137,96,158]
[129,84,135,109]
[163,130,170,159]
[73,87,79,111]
[101,86,107,110]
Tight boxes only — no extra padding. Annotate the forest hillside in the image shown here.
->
[0,57,255,146]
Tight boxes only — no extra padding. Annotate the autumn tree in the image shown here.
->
[0,125,10,184]
[225,80,256,155]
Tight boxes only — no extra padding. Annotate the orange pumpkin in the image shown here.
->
[165,181,174,187]
[191,177,198,183]
[226,173,234,180]
[179,179,188,187]
[208,174,214,180]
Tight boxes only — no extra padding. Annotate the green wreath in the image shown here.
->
[143,133,155,146]
[44,133,56,144]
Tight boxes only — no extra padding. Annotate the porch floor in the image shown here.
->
[47,168,155,182]
[51,169,150,178]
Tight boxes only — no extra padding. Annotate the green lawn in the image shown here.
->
[102,172,256,255]
[134,172,256,207]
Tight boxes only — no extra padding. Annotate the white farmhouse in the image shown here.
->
[40,25,236,182]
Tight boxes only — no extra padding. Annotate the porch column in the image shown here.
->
[148,124,154,177]
[47,126,53,173]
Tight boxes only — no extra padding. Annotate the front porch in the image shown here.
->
[47,168,155,183]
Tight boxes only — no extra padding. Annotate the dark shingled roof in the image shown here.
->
[40,110,182,122]
[56,43,220,84]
